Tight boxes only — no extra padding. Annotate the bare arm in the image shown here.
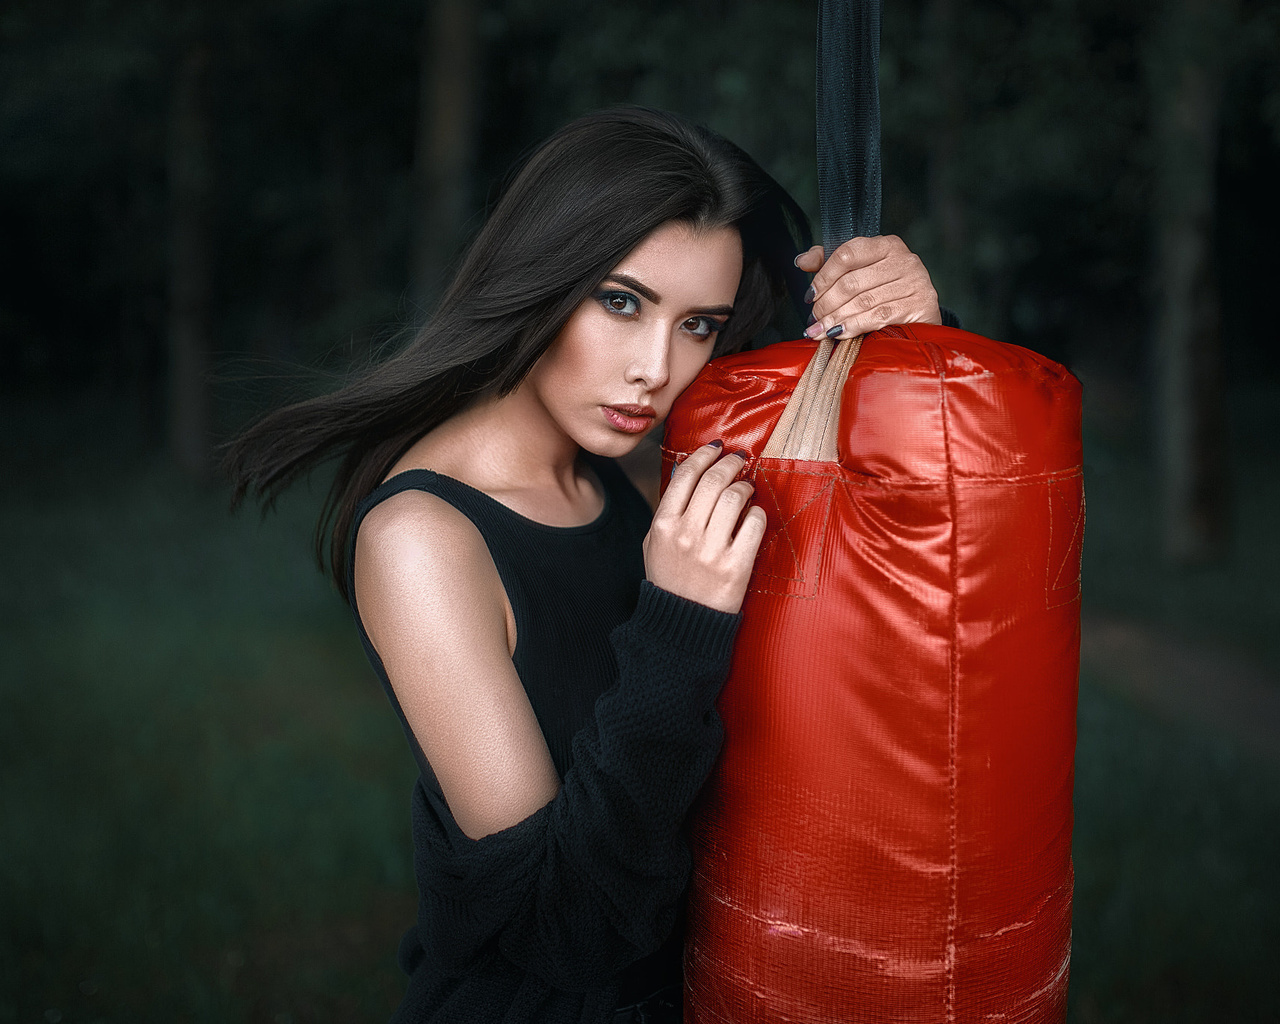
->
[354,490,560,840]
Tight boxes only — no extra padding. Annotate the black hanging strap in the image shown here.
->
[816,0,883,252]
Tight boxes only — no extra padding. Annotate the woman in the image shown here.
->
[226,107,941,1023]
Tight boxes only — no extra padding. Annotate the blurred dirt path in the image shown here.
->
[1080,614,1280,765]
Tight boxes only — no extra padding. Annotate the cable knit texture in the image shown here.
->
[347,460,740,1023]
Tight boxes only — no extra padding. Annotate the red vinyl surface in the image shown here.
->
[661,325,1082,1024]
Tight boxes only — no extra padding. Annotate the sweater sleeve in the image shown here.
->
[406,581,739,993]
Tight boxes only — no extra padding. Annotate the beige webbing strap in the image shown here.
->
[760,336,864,461]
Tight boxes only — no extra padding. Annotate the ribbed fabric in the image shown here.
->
[346,457,741,1023]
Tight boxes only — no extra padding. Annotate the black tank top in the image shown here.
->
[346,454,653,792]
[346,453,682,1007]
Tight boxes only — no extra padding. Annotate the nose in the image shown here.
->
[625,322,671,392]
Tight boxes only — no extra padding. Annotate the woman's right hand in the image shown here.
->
[643,442,766,614]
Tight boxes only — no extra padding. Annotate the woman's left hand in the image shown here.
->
[795,235,941,341]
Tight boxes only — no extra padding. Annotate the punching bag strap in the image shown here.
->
[817,0,882,251]
[760,334,864,461]
[764,0,881,462]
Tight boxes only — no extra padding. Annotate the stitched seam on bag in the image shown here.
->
[663,449,1079,489]
[1046,471,1085,609]
[753,472,832,582]
[748,469,834,598]
[928,341,960,1024]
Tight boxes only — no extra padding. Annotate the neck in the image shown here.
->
[400,381,587,504]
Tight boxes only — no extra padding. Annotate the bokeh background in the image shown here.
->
[2,0,1278,1020]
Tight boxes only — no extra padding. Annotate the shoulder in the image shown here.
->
[353,486,513,653]
[356,485,490,573]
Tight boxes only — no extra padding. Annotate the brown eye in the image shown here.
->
[596,291,640,317]
[683,316,723,339]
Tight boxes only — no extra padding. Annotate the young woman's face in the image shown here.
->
[524,219,744,458]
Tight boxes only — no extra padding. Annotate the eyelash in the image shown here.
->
[594,290,727,340]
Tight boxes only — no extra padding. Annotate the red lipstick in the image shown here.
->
[603,404,656,434]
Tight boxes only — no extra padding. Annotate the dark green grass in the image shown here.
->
[1,397,418,1021]
[3,390,1278,1021]
[1068,675,1280,1023]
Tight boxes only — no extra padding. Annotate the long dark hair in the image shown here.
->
[224,106,810,598]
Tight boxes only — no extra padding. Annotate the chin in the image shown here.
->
[580,425,653,459]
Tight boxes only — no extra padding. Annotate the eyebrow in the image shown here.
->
[604,274,735,318]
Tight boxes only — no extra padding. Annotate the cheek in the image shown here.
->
[539,323,609,392]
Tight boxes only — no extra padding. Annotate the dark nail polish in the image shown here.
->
[708,439,723,448]
[826,324,844,339]
[732,449,750,460]
[803,285,816,304]
[806,312,817,326]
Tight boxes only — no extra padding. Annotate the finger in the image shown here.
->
[704,479,755,547]
[793,244,825,274]
[730,505,768,560]
[811,280,917,339]
[660,442,726,518]
[682,451,748,532]
[808,235,905,306]
[810,253,914,324]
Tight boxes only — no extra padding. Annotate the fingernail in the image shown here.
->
[806,312,817,326]
[825,324,844,339]
[805,321,824,339]
[708,439,723,448]
[731,449,750,460]
[803,285,815,304]
[793,254,803,268]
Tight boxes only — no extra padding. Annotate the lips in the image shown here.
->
[603,404,657,434]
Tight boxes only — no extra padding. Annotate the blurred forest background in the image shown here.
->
[2,0,1279,1020]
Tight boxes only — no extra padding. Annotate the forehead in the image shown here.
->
[610,221,743,304]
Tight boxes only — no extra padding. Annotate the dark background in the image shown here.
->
[2,0,1278,1021]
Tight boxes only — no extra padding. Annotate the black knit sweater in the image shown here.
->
[348,462,740,1023]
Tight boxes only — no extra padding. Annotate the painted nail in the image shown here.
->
[731,449,750,460]
[806,312,817,326]
[826,324,844,339]
[793,254,803,268]
[708,439,723,448]
[803,285,816,304]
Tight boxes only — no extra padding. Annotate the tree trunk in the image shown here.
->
[1149,0,1232,563]
[167,41,214,480]
[411,0,481,303]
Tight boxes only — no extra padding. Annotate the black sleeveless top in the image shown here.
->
[347,454,653,793]
[346,454,701,1016]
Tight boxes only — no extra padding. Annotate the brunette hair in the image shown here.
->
[224,106,810,597]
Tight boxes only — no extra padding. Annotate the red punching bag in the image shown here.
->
[661,324,1082,1022]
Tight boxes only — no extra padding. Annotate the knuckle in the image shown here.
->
[855,288,879,312]
[832,273,860,304]
[705,463,735,486]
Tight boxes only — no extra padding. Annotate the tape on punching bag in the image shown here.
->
[662,325,1082,1023]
